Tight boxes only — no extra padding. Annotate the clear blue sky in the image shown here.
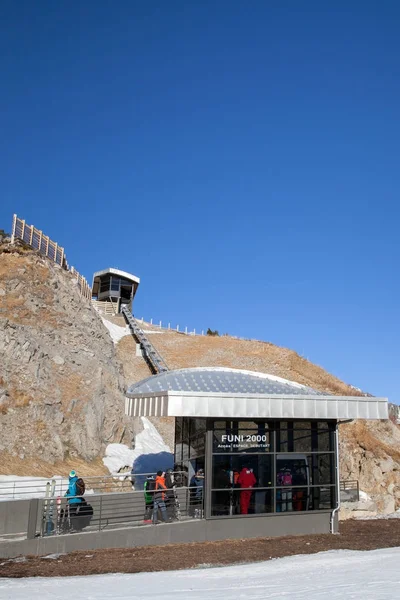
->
[1,1,399,401]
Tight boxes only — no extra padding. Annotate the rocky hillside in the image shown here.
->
[339,419,400,514]
[0,240,138,475]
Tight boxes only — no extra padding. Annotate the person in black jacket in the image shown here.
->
[164,469,178,520]
[213,466,230,516]
[189,469,205,518]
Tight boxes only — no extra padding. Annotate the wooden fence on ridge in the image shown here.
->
[11,214,92,301]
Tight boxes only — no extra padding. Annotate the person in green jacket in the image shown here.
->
[143,475,155,523]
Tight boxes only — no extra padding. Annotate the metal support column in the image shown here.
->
[204,421,213,519]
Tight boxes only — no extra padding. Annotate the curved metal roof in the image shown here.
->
[127,367,322,396]
[93,267,140,284]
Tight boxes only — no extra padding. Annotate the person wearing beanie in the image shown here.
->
[65,470,82,504]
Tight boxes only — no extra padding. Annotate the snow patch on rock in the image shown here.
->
[103,417,173,478]
[100,317,131,344]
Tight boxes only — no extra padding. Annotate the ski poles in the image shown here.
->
[42,479,56,536]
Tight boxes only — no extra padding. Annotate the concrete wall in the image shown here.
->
[0,489,190,538]
[0,511,333,559]
[0,499,31,536]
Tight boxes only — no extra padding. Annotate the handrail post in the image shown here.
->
[99,495,103,530]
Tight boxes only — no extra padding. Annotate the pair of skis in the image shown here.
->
[42,479,58,536]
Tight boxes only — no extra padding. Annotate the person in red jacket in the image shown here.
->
[237,466,256,514]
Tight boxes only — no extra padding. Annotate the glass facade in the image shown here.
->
[98,275,135,301]
[174,418,337,519]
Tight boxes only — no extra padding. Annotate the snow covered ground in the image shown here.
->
[1,547,399,599]
[0,476,69,501]
[100,317,131,344]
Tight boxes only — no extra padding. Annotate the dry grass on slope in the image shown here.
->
[340,419,400,463]
[116,333,153,385]
[143,328,361,396]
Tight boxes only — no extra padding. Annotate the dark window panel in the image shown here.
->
[189,418,206,437]
[175,418,182,445]
[189,433,205,458]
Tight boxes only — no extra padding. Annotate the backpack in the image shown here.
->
[72,501,93,531]
[165,471,174,489]
[146,478,156,493]
[282,473,292,486]
[75,478,85,496]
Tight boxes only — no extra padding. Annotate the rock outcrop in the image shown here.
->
[339,419,400,515]
[0,241,136,467]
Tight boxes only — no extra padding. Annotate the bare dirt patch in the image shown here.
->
[1,520,399,578]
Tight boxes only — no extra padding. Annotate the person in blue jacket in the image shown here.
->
[65,470,83,504]
[62,470,89,532]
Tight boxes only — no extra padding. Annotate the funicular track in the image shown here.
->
[121,306,169,374]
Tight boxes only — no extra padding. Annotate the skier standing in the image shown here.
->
[237,466,256,514]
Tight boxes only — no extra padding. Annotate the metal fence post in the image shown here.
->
[27,498,39,539]
[11,214,16,244]
[99,495,103,530]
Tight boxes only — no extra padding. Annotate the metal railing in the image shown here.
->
[121,306,169,373]
[37,485,204,538]
[339,479,360,502]
[0,472,150,501]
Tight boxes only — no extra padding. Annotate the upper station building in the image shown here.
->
[92,268,140,313]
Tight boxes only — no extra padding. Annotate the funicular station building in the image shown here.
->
[0,367,388,559]
[92,267,140,313]
[126,367,388,541]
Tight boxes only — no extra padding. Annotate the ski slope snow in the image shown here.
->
[1,547,399,600]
